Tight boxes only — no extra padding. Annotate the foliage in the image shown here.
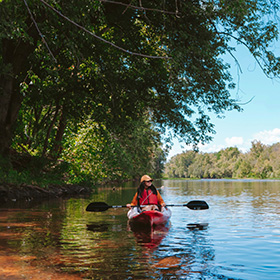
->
[2,1,280,151]
[165,141,280,179]
[61,117,164,184]
[0,153,68,187]
[1,0,280,185]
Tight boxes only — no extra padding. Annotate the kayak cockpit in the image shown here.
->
[127,207,171,228]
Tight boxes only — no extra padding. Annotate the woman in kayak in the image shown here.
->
[126,175,166,211]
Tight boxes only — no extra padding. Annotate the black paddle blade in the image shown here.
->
[86,202,110,212]
[187,223,209,230]
[186,200,209,210]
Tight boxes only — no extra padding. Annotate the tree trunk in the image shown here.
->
[0,31,39,157]
[0,76,14,156]
[52,109,67,159]
[41,106,60,157]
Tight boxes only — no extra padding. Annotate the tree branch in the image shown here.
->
[206,17,243,74]
[97,0,178,15]
[39,0,171,60]
[23,0,57,63]
[218,31,273,78]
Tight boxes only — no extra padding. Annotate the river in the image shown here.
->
[0,179,280,279]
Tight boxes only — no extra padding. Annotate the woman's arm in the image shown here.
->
[157,191,166,206]
[126,192,138,208]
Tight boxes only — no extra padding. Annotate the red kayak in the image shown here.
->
[127,207,171,227]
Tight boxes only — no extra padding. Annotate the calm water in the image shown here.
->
[1,179,280,279]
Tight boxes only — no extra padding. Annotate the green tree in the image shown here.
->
[61,116,163,183]
[187,152,214,178]
[2,0,280,160]
[267,143,280,178]
[233,155,252,178]
[165,141,280,180]
[210,147,241,178]
[164,150,197,178]
[247,141,272,178]
[151,146,168,179]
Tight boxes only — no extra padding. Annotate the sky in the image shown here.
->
[167,45,280,160]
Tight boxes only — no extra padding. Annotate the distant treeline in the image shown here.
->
[164,141,280,179]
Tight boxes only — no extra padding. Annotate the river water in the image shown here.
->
[0,179,280,279]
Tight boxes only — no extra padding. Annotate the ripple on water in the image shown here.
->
[1,180,280,279]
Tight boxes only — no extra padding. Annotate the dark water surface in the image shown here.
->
[1,179,280,279]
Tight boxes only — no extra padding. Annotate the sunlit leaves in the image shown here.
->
[62,117,163,184]
[2,0,280,183]
[165,142,280,179]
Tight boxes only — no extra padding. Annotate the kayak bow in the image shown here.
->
[127,207,171,227]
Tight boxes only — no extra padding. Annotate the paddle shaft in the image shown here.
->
[97,204,187,209]
[86,200,209,212]
[100,204,188,208]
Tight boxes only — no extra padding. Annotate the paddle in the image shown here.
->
[86,200,209,212]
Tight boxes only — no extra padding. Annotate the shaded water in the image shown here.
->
[1,179,280,279]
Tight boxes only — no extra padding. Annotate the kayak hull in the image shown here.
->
[127,207,171,227]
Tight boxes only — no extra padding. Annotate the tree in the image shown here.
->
[164,151,191,178]
[267,143,280,178]
[1,0,280,160]
[210,147,241,178]
[165,142,280,179]
[188,152,215,178]
[61,116,163,183]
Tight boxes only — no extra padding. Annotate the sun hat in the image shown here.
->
[140,175,153,183]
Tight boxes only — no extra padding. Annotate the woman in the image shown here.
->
[126,175,166,211]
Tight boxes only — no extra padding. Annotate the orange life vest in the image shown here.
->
[138,188,158,205]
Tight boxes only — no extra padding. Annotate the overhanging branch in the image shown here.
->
[39,0,171,60]
[97,0,178,15]
[23,0,57,63]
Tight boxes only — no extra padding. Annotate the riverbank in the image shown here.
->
[0,182,92,204]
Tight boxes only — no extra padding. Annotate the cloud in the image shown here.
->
[167,128,280,160]
[167,142,224,159]
[225,136,244,146]
[253,128,280,145]
[199,137,249,154]
[198,143,225,153]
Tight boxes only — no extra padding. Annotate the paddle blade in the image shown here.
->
[186,200,209,210]
[86,202,110,212]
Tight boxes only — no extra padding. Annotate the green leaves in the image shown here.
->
[61,117,164,184]
[165,142,280,179]
[2,0,280,184]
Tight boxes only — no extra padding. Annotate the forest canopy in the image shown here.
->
[164,141,280,179]
[1,0,280,184]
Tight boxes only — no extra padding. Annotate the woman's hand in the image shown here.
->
[126,204,132,209]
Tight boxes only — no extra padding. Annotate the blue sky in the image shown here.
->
[167,45,280,160]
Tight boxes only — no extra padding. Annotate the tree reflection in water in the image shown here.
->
[1,179,280,279]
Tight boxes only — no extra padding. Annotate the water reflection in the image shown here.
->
[0,179,280,279]
[187,222,209,230]
[87,222,109,232]
[148,222,216,279]
[128,222,170,249]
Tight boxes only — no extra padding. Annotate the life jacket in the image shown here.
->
[138,188,158,205]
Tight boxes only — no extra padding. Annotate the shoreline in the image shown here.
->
[0,183,92,205]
